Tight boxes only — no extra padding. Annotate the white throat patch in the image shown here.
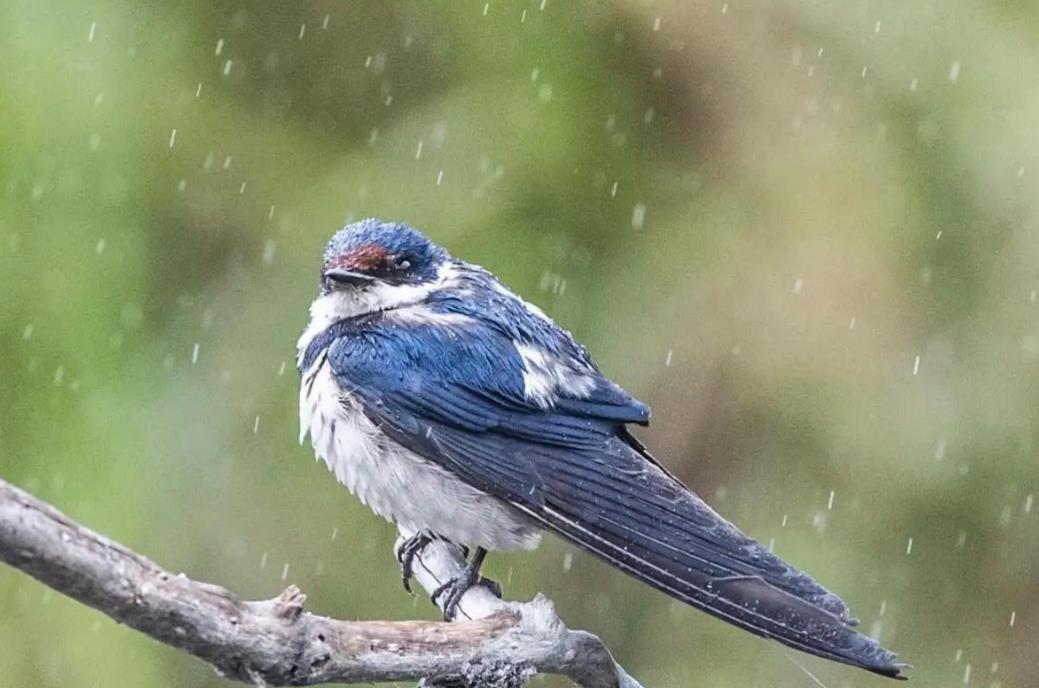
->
[296,261,460,366]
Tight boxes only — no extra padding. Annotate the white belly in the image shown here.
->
[299,355,541,551]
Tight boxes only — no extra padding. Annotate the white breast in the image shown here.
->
[299,355,541,551]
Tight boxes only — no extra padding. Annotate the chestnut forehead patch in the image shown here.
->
[327,245,390,272]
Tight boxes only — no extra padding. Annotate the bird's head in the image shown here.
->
[320,218,447,293]
[301,220,453,347]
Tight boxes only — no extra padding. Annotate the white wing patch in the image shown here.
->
[515,342,596,407]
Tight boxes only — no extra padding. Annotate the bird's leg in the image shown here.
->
[395,532,434,594]
[431,546,502,621]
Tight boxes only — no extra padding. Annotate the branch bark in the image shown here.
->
[0,478,643,687]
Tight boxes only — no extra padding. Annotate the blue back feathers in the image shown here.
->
[304,218,648,424]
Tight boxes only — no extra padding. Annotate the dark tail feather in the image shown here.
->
[524,439,908,679]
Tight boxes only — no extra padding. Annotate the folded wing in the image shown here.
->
[326,317,905,678]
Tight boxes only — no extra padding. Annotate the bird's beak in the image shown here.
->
[323,268,376,287]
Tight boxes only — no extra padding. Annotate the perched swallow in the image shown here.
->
[297,218,905,678]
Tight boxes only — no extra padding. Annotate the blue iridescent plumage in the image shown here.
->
[297,219,906,679]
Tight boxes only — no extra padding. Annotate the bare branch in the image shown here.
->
[394,530,643,687]
[0,478,643,687]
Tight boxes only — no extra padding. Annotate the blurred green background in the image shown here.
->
[2,1,1037,686]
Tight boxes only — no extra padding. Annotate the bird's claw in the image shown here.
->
[431,568,502,621]
[396,532,433,594]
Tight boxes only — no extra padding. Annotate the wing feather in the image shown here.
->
[325,319,904,678]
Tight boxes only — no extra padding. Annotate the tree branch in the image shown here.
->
[0,478,643,687]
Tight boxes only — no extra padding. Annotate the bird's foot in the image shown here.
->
[395,532,433,594]
[431,547,501,621]
[431,572,502,621]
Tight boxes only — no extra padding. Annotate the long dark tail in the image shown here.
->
[523,436,907,679]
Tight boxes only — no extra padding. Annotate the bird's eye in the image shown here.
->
[394,257,412,270]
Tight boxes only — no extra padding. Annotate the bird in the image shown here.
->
[296,218,906,679]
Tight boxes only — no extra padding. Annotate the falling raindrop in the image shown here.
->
[631,203,646,229]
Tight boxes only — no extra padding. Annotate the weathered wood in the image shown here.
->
[0,478,643,687]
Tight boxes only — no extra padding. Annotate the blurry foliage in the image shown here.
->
[2,1,1038,686]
